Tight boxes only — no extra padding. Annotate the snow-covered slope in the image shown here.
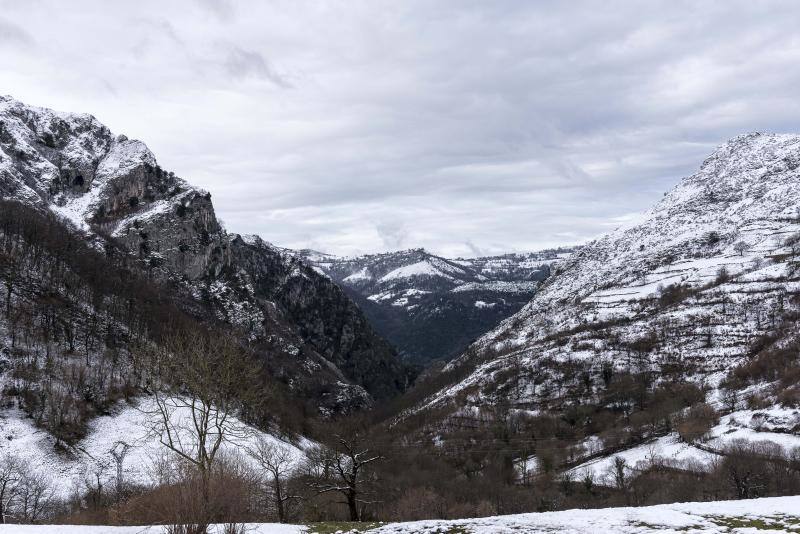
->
[568,406,800,486]
[432,133,800,403]
[0,398,310,498]
[368,495,800,533]
[409,133,800,478]
[295,248,576,364]
[6,495,798,533]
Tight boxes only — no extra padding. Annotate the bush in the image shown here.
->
[778,386,800,408]
[715,266,730,284]
[657,283,694,308]
[705,231,721,246]
[676,403,718,443]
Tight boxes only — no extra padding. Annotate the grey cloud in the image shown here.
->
[0,18,34,47]
[464,240,487,258]
[3,1,800,256]
[131,17,184,46]
[194,0,234,21]
[222,46,292,88]
[375,221,408,250]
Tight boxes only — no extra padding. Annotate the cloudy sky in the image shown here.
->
[2,1,800,257]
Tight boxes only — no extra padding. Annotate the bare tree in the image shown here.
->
[724,441,766,499]
[0,248,20,318]
[733,241,749,256]
[609,456,627,493]
[0,455,21,524]
[140,328,257,520]
[109,441,131,500]
[305,434,383,521]
[246,437,299,523]
[15,462,53,523]
[83,461,109,512]
[0,456,53,524]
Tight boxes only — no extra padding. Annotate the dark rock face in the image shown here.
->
[111,183,230,280]
[0,96,413,413]
[228,236,414,401]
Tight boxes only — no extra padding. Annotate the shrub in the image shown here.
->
[657,283,694,308]
[676,403,718,442]
[778,386,800,408]
[715,266,730,284]
[705,231,721,246]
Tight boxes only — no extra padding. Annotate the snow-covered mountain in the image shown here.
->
[293,247,576,364]
[409,132,800,476]
[0,95,412,420]
[429,132,800,404]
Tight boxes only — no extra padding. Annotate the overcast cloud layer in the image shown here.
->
[2,1,800,257]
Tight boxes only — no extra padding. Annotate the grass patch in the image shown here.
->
[305,521,381,534]
[304,522,470,534]
[630,522,694,531]
[707,514,800,532]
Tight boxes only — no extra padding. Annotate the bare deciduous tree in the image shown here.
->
[246,437,299,523]
[609,456,627,492]
[0,455,53,524]
[16,465,53,523]
[305,434,383,522]
[140,328,258,524]
[109,440,131,500]
[734,241,749,256]
[0,455,21,524]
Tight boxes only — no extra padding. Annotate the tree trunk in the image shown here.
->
[200,466,212,521]
[5,279,12,318]
[273,478,286,523]
[346,491,359,522]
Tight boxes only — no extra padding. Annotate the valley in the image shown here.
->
[1,99,800,527]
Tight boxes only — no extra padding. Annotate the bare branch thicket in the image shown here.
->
[0,455,54,524]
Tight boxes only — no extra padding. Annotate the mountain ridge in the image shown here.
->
[0,95,413,414]
[418,133,800,412]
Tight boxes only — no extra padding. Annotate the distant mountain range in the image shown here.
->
[288,247,577,365]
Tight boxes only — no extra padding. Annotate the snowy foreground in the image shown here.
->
[368,496,800,533]
[2,496,800,533]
